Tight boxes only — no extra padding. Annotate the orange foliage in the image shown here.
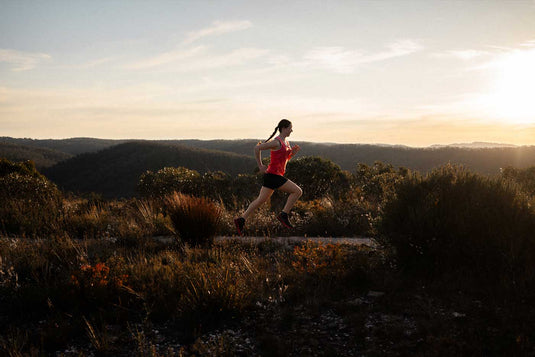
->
[292,241,345,274]
[70,262,128,289]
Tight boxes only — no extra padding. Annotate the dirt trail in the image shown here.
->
[155,235,378,247]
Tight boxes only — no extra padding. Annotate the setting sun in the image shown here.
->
[486,45,535,124]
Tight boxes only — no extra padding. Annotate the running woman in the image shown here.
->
[234,119,302,235]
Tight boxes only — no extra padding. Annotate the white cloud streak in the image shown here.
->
[124,46,269,72]
[124,46,206,70]
[183,20,253,45]
[176,47,269,72]
[431,49,490,60]
[303,39,423,73]
[75,57,117,69]
[0,49,51,71]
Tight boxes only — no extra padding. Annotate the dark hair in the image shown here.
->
[265,119,292,143]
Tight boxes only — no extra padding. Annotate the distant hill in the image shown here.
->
[42,141,256,198]
[5,136,535,198]
[0,137,125,156]
[169,139,535,174]
[0,142,72,168]
[430,142,518,149]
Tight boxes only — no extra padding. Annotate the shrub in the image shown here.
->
[231,173,261,208]
[0,160,63,237]
[197,171,233,204]
[286,156,352,200]
[69,260,130,307]
[379,165,535,292]
[354,161,409,208]
[0,236,87,319]
[218,204,283,237]
[177,261,254,334]
[62,201,114,239]
[137,167,201,198]
[164,192,222,247]
[293,197,374,237]
[283,240,376,302]
[501,166,535,201]
[129,198,171,236]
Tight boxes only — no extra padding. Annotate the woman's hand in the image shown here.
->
[291,144,301,155]
[258,164,268,173]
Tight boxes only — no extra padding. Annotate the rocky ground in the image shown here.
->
[53,286,529,357]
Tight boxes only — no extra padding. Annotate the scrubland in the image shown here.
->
[1,158,535,355]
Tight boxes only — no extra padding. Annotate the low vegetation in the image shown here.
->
[1,157,535,355]
[380,164,535,297]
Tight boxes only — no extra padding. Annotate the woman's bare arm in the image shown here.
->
[254,140,279,172]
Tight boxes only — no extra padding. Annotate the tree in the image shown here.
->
[286,156,351,200]
[137,167,201,197]
[354,161,409,206]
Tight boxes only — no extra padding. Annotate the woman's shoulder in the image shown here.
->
[272,137,283,150]
[257,139,280,150]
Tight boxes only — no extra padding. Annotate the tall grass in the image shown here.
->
[164,192,222,247]
[0,235,379,353]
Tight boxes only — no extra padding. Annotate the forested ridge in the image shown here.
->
[42,141,255,198]
[3,136,535,198]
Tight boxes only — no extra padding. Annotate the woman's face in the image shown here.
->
[281,124,293,136]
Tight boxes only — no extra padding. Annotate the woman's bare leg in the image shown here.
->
[242,186,274,220]
[277,180,303,213]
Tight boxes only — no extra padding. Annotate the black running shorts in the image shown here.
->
[263,173,288,189]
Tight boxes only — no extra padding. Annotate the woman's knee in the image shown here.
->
[256,194,271,204]
[257,197,269,205]
[294,186,303,197]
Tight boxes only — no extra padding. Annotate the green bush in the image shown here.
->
[137,167,201,198]
[0,160,63,237]
[164,192,222,247]
[286,156,351,200]
[138,167,261,209]
[501,166,535,200]
[380,165,535,292]
[354,161,409,208]
[293,197,374,237]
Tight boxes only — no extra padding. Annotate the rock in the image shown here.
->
[367,291,385,298]
[349,298,365,305]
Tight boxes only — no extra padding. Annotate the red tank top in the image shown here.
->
[266,136,292,176]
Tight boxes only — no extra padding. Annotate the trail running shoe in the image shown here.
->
[234,217,245,236]
[277,212,294,229]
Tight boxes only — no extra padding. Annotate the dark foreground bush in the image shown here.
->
[164,192,222,247]
[380,165,535,293]
[0,160,63,237]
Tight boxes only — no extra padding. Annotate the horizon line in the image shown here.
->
[1,135,528,149]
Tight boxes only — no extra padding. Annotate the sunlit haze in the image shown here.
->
[1,0,535,146]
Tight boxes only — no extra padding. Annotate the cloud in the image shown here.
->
[75,57,117,69]
[422,40,535,124]
[0,49,51,71]
[432,40,535,68]
[303,39,423,73]
[365,39,424,62]
[179,47,269,71]
[473,39,535,70]
[303,47,363,74]
[124,46,269,72]
[431,49,490,60]
[520,40,535,47]
[124,46,206,70]
[183,20,252,45]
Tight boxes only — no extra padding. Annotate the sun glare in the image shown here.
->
[486,47,535,124]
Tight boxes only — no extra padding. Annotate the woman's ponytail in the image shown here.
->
[264,119,291,143]
[264,126,279,143]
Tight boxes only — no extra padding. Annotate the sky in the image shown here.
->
[1,0,535,146]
